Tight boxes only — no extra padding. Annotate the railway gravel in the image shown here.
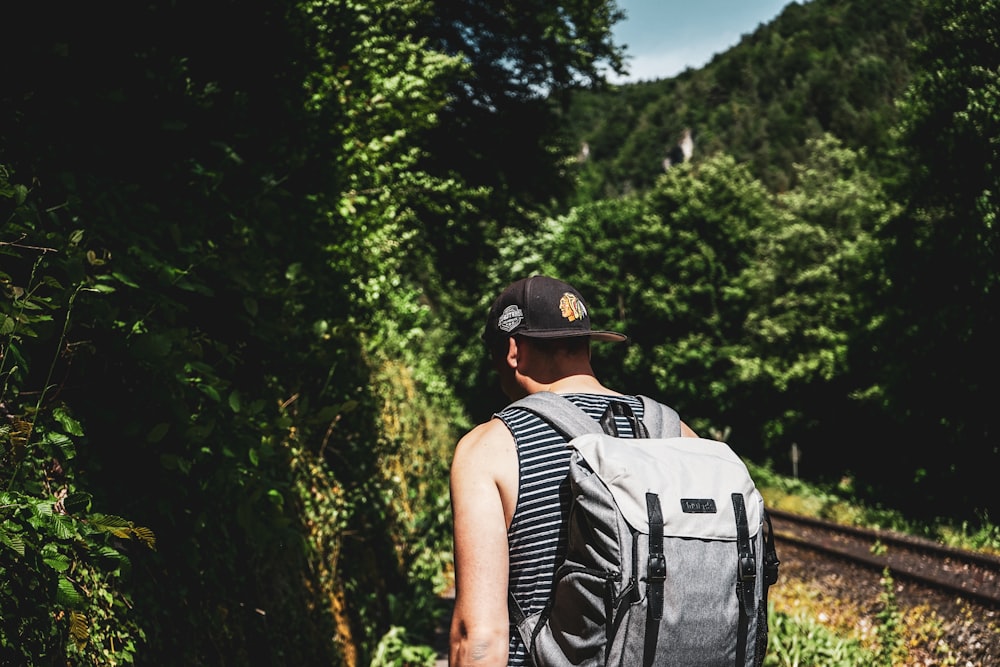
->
[772,516,1000,666]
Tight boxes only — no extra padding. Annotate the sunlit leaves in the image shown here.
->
[732,135,897,392]
[57,575,84,606]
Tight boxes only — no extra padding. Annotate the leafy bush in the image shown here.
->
[1,167,155,664]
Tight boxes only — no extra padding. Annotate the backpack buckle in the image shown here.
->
[648,553,666,582]
[739,555,756,582]
[764,554,780,585]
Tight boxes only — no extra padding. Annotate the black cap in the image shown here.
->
[483,276,627,351]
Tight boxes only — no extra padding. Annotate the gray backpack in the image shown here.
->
[507,392,779,667]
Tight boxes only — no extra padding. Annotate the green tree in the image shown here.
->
[875,0,1000,519]
[412,0,630,293]
[732,134,899,475]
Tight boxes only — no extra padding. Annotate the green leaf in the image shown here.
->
[44,551,71,572]
[132,525,156,550]
[111,271,140,288]
[33,499,54,516]
[50,514,76,540]
[43,431,76,458]
[199,384,221,401]
[52,408,83,436]
[95,545,125,561]
[267,489,284,511]
[56,575,84,607]
[63,492,92,515]
[147,422,171,443]
[132,333,173,359]
[185,361,215,375]
[315,399,360,422]
[0,531,26,556]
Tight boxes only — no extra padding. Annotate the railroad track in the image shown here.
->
[768,508,1000,608]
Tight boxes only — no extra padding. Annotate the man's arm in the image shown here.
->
[449,419,517,666]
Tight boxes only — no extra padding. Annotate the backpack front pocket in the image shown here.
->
[528,566,621,667]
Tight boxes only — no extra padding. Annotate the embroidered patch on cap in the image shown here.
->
[559,292,587,322]
[497,304,524,332]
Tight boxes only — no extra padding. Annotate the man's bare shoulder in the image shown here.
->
[453,417,514,464]
[450,416,519,524]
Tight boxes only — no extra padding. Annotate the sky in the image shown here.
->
[609,0,800,83]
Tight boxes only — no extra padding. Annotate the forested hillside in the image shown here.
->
[1,0,998,664]
[561,0,924,196]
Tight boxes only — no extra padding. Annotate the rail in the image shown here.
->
[768,508,1000,607]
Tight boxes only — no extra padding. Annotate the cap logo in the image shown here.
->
[497,304,524,333]
[559,292,587,322]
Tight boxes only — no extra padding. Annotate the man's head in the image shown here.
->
[482,275,627,360]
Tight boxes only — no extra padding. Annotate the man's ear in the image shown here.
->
[505,336,520,369]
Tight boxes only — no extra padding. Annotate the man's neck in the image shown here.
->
[537,374,620,396]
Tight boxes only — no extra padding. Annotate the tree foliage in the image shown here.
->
[562,0,924,196]
[2,0,469,663]
[491,141,892,454]
[731,135,900,475]
[868,0,1000,515]
[1,181,156,664]
[411,0,630,287]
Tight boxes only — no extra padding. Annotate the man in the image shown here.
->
[448,275,698,666]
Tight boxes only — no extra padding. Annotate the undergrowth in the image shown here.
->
[748,462,1000,556]
[764,565,973,666]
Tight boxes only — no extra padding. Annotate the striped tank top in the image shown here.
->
[496,393,647,667]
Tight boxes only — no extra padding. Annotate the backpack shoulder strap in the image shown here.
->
[507,392,682,439]
[506,391,604,440]
[638,395,682,438]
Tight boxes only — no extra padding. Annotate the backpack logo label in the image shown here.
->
[498,304,524,332]
[559,292,587,322]
[680,498,718,514]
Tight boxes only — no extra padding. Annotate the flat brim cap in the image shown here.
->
[483,275,628,347]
